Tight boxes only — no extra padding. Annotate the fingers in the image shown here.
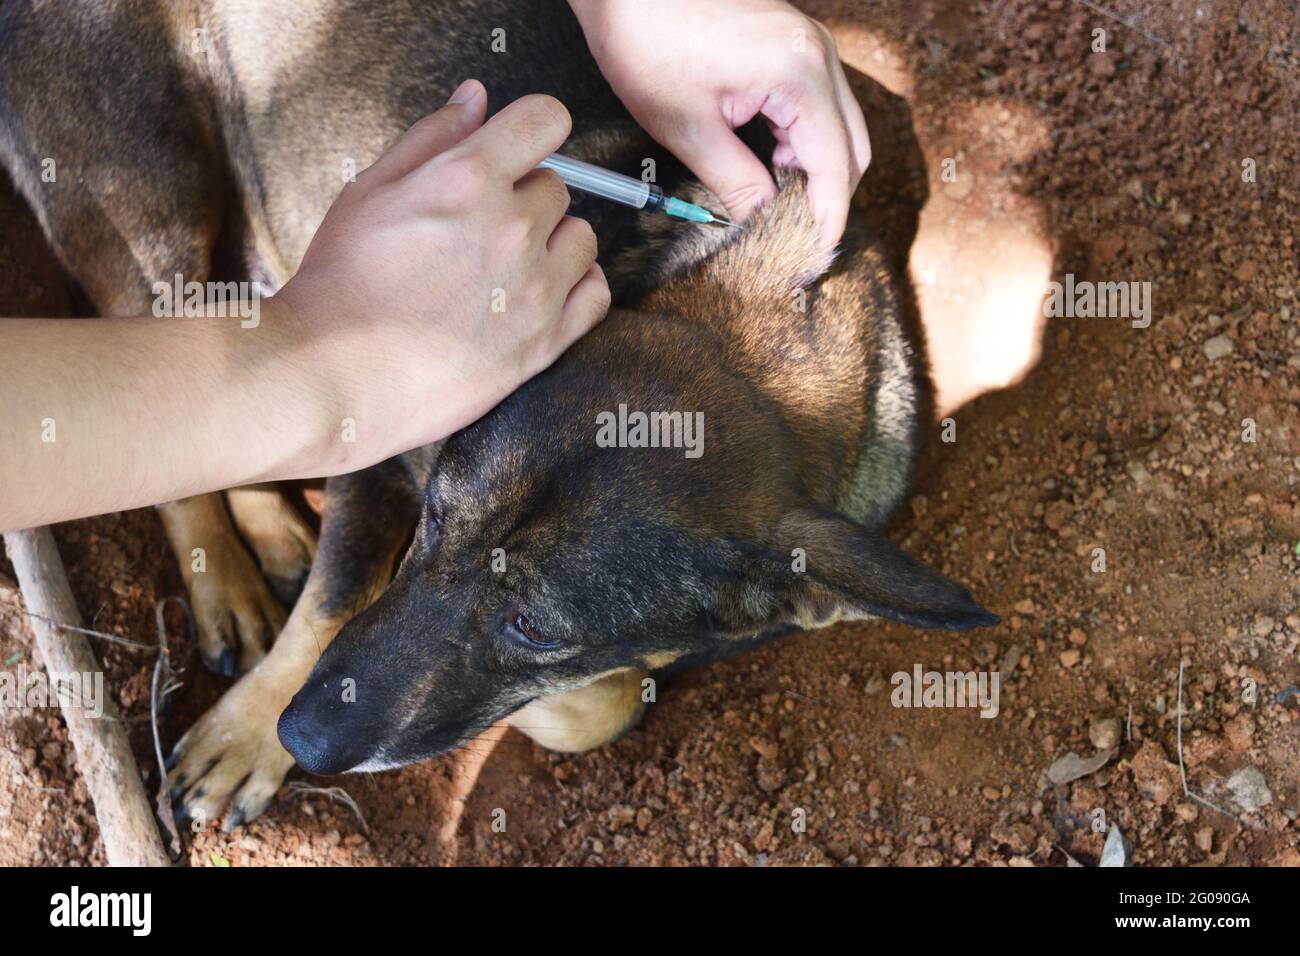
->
[455,93,573,182]
[680,116,778,225]
[831,65,871,180]
[531,219,605,374]
[773,76,857,249]
[547,214,599,286]
[515,167,574,236]
[559,262,611,346]
[762,24,870,248]
[364,79,488,185]
[508,229,606,384]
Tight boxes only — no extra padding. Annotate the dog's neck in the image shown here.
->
[640,174,838,360]
[623,174,872,508]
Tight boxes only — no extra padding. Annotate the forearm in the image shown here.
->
[0,299,362,531]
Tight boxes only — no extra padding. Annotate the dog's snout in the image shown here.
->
[277,692,369,775]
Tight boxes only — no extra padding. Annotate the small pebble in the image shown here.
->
[1202,334,1234,361]
[1089,716,1121,750]
[1226,766,1272,812]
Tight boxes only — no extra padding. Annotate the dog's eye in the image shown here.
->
[414,512,442,559]
[510,613,559,649]
[421,508,443,547]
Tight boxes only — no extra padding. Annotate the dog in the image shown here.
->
[0,0,997,829]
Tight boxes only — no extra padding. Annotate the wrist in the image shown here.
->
[242,293,376,481]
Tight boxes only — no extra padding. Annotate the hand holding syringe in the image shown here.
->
[539,154,736,227]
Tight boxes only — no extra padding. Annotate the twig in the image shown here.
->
[1071,0,1185,64]
[1053,843,1085,867]
[151,596,193,859]
[1175,659,1235,819]
[287,782,369,833]
[784,689,824,707]
[16,769,66,794]
[20,610,159,651]
[3,527,171,866]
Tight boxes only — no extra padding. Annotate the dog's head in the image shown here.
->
[278,180,997,774]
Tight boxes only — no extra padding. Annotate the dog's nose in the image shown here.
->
[277,698,367,775]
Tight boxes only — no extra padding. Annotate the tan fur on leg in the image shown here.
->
[225,483,317,606]
[169,463,418,828]
[158,493,286,674]
[168,582,346,831]
[169,564,389,829]
[508,669,648,753]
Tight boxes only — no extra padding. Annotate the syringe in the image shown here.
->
[538,153,736,228]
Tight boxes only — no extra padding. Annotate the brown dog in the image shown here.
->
[0,0,996,829]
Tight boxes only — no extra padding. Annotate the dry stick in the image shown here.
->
[151,596,190,859]
[3,527,171,866]
[1175,659,1234,819]
[287,782,369,833]
[1070,0,1184,64]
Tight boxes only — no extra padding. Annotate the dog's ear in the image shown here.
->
[712,508,999,634]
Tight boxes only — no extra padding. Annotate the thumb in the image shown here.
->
[364,79,489,185]
[679,118,776,224]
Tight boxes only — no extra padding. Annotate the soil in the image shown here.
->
[1,0,1297,867]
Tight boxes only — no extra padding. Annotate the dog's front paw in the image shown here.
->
[168,670,296,831]
[226,485,318,608]
[186,539,288,676]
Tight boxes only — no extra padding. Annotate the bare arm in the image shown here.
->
[0,303,350,529]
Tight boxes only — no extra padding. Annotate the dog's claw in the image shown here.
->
[266,572,309,610]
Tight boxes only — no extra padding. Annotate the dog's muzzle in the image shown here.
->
[277,694,372,775]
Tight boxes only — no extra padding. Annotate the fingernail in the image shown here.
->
[447,79,479,106]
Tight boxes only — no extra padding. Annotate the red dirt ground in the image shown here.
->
[2,0,1297,866]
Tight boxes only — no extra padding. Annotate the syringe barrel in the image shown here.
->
[539,153,652,209]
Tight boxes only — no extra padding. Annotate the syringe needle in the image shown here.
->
[541,152,735,229]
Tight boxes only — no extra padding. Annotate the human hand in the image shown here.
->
[569,0,869,247]
[276,79,609,468]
